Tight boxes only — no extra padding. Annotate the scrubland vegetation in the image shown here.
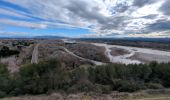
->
[0,46,19,57]
[0,60,170,98]
[12,41,34,47]
[65,43,109,62]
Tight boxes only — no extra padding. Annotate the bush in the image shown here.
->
[95,84,111,94]
[0,60,170,97]
[146,83,164,89]
[67,82,94,93]
[0,46,19,57]
[17,60,70,94]
[87,63,170,92]
[117,81,141,92]
[0,64,14,94]
[0,91,6,98]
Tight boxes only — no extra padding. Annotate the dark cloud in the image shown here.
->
[65,0,128,32]
[147,19,170,32]
[100,16,127,30]
[159,0,170,16]
[111,3,129,14]
[133,0,158,7]
[65,0,108,24]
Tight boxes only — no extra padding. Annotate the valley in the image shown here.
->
[0,38,170,100]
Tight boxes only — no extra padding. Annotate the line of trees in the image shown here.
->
[12,41,34,47]
[0,60,170,98]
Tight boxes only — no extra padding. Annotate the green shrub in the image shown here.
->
[117,80,141,92]
[18,60,70,94]
[0,60,170,97]
[146,83,164,89]
[0,46,19,57]
[67,82,94,93]
[0,91,6,98]
[95,84,111,94]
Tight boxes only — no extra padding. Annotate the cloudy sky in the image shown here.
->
[0,0,170,38]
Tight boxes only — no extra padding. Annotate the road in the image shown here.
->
[31,43,40,64]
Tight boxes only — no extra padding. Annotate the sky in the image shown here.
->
[0,0,170,38]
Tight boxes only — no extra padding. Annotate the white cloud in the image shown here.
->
[0,8,30,19]
[131,1,164,17]
[0,18,48,29]
[1,0,170,37]
[128,31,170,38]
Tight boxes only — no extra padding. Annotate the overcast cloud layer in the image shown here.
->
[0,0,170,38]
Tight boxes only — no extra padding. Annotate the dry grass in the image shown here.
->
[4,91,170,100]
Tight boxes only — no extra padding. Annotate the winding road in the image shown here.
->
[31,43,40,64]
[62,47,104,65]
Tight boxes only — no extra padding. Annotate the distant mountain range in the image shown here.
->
[33,35,68,39]
[78,37,170,44]
[0,35,170,43]
[0,35,68,39]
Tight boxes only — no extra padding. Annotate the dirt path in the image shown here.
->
[62,47,104,65]
[31,43,40,64]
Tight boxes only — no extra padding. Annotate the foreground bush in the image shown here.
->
[0,63,13,97]
[88,62,170,92]
[18,60,70,94]
[0,61,170,98]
